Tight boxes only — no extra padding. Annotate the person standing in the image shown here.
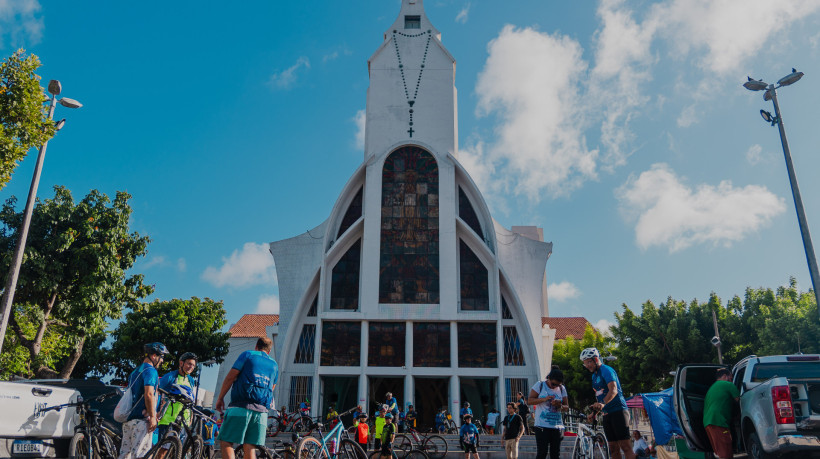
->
[355,413,370,451]
[501,403,524,459]
[215,337,278,459]
[528,368,568,459]
[405,404,418,430]
[380,413,397,459]
[580,347,635,459]
[156,352,197,459]
[459,414,480,459]
[435,407,447,433]
[118,342,168,459]
[374,405,387,451]
[515,392,530,435]
[485,408,499,435]
[703,368,739,459]
[460,401,473,421]
[385,392,399,417]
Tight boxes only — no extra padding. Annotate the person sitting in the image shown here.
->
[632,431,649,458]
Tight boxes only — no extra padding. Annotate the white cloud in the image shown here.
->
[142,256,167,270]
[322,51,339,63]
[616,163,786,252]
[201,242,277,288]
[745,144,763,166]
[455,3,470,24]
[473,25,598,200]
[548,281,581,302]
[0,0,44,47]
[353,109,366,150]
[676,105,698,128]
[176,258,187,272]
[594,319,615,336]
[268,57,310,90]
[255,294,280,314]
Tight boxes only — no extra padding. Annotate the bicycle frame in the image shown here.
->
[315,417,347,456]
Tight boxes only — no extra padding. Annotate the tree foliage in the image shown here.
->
[0,186,151,379]
[608,278,820,396]
[551,324,614,409]
[101,297,230,382]
[0,50,56,190]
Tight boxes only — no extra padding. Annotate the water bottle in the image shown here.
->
[328,439,337,455]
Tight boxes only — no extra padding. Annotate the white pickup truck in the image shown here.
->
[0,381,80,458]
[674,354,820,459]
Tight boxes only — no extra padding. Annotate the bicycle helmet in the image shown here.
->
[385,413,394,419]
[168,384,194,401]
[179,352,197,362]
[144,342,170,356]
[579,347,600,361]
[463,402,470,407]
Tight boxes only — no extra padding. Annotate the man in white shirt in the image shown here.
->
[632,431,649,457]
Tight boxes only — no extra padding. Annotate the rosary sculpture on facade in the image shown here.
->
[393,29,431,138]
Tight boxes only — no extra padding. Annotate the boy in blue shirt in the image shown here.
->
[459,414,480,459]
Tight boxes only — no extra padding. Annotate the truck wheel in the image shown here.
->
[746,431,773,459]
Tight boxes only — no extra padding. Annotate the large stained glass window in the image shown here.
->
[337,187,363,238]
[460,240,489,311]
[368,322,406,367]
[413,323,450,367]
[457,323,497,368]
[503,326,525,366]
[379,146,440,304]
[321,321,361,366]
[330,240,361,310]
[294,324,316,364]
[458,187,484,239]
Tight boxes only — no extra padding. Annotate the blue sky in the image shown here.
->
[3,0,820,390]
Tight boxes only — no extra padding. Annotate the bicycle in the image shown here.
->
[295,407,367,458]
[392,425,447,459]
[42,391,122,459]
[234,439,297,459]
[367,449,429,459]
[157,387,219,459]
[564,413,608,459]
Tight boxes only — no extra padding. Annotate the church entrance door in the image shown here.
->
[413,377,449,432]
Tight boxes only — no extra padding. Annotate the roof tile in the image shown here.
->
[228,314,279,338]
[542,317,596,340]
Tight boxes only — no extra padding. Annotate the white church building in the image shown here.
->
[217,0,560,428]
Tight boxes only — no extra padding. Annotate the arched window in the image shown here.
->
[330,240,361,310]
[460,240,489,311]
[337,187,363,238]
[379,146,440,304]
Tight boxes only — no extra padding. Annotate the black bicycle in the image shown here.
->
[42,391,122,459]
[157,388,218,459]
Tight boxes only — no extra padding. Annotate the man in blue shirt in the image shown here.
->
[460,402,473,422]
[459,414,480,459]
[118,342,168,459]
[385,392,398,417]
[580,347,635,459]
[216,337,278,459]
[435,407,447,433]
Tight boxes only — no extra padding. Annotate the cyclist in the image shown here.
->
[435,407,447,433]
[385,392,398,417]
[380,413,396,459]
[459,414,480,459]
[528,367,568,459]
[398,407,406,432]
[299,399,311,416]
[485,408,499,435]
[157,352,197,441]
[119,342,169,459]
[326,405,339,429]
[405,404,418,430]
[460,402,473,421]
[374,404,388,451]
[355,413,370,451]
[580,347,635,459]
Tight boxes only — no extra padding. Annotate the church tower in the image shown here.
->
[261,0,553,428]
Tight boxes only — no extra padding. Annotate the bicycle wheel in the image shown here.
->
[97,429,120,459]
[419,435,446,459]
[295,436,325,459]
[146,436,183,459]
[367,452,397,459]
[402,450,429,459]
[392,435,413,456]
[69,432,92,459]
[182,437,203,459]
[337,439,367,459]
[571,437,583,459]
[269,418,281,436]
[592,433,608,459]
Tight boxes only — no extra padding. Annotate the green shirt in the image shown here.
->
[159,375,192,426]
[703,380,739,428]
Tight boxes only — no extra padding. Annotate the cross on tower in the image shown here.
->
[407,126,415,137]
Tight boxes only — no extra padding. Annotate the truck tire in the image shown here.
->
[746,431,774,459]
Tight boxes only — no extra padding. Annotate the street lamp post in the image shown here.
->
[743,69,820,320]
[0,80,82,354]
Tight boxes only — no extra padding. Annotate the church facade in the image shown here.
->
[266,0,555,427]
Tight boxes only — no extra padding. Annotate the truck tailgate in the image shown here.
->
[0,382,79,438]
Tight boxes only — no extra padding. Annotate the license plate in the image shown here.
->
[12,440,44,455]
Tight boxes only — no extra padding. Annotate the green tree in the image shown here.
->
[104,297,230,381]
[551,324,613,409]
[0,186,151,379]
[0,50,56,190]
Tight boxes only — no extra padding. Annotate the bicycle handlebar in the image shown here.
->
[41,391,120,413]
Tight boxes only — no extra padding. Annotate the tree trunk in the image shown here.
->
[58,335,85,379]
[30,291,58,357]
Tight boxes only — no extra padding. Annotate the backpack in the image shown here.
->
[113,367,149,423]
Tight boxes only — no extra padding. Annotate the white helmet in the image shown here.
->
[580,347,600,361]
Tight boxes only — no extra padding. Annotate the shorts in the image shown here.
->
[705,425,733,459]
[380,443,393,455]
[602,409,630,442]
[216,407,267,446]
[462,443,477,453]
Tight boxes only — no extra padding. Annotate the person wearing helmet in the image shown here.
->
[216,337,278,459]
[405,404,417,430]
[156,352,198,457]
[380,413,396,459]
[459,414,480,459]
[580,348,634,459]
[374,404,388,451]
[118,342,169,459]
[460,401,473,421]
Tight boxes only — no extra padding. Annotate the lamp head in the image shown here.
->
[764,90,773,101]
[777,69,804,87]
[743,78,768,91]
[54,119,66,131]
[48,80,62,96]
[58,97,82,109]
[711,336,721,347]
[760,109,777,125]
